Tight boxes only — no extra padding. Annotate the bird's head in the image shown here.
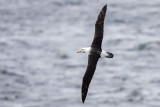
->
[76,48,86,53]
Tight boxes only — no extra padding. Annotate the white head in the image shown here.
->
[76,47,91,54]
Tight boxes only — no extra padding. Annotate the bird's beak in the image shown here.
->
[76,49,82,53]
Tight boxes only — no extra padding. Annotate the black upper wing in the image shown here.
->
[91,5,107,50]
[81,54,100,103]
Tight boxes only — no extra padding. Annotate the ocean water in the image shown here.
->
[0,0,160,107]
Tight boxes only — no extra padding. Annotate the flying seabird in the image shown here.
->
[77,4,114,103]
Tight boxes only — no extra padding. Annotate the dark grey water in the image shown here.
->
[0,0,160,107]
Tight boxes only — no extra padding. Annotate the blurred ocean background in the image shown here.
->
[0,0,160,107]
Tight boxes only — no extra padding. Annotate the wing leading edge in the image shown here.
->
[91,5,107,50]
[81,54,100,103]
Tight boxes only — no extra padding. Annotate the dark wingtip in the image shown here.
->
[82,99,85,103]
[82,92,86,103]
[103,4,107,9]
[102,4,107,16]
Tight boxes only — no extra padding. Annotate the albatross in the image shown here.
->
[77,4,114,103]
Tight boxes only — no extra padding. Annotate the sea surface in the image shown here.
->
[0,0,160,107]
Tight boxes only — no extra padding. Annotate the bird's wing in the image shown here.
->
[91,5,107,50]
[81,54,100,103]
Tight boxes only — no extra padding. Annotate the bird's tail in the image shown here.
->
[105,52,114,58]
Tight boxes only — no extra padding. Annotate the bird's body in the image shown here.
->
[77,4,114,103]
[79,47,113,58]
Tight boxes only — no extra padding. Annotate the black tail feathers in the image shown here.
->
[106,52,114,58]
